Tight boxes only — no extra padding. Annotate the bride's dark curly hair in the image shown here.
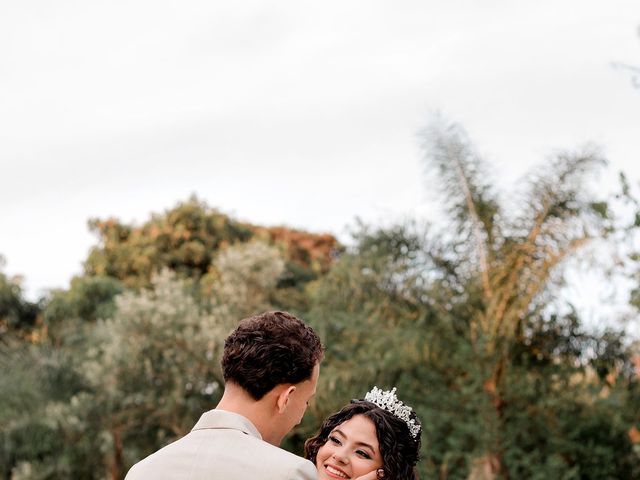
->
[304,400,421,480]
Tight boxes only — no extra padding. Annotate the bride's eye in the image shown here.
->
[328,435,342,446]
[355,450,371,459]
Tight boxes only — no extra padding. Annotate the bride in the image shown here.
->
[306,386,422,480]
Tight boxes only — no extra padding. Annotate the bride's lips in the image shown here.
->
[323,463,350,479]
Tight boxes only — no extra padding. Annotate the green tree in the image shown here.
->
[75,242,285,479]
[304,121,640,479]
[1,241,287,479]
[0,256,39,334]
[43,275,124,345]
[83,196,255,288]
[83,196,339,304]
[418,120,625,477]
[0,337,91,479]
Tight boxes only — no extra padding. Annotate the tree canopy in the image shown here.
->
[1,125,639,479]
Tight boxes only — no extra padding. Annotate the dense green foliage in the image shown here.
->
[83,196,339,305]
[1,125,640,479]
[0,259,39,334]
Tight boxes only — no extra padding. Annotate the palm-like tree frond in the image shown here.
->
[421,120,502,299]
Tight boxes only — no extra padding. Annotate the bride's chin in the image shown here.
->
[319,465,351,480]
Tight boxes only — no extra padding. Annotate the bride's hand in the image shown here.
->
[352,469,383,480]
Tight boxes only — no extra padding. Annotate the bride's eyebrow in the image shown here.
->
[354,441,376,453]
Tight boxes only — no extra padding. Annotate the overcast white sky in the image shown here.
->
[2,1,640,321]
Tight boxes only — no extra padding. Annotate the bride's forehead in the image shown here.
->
[334,414,377,436]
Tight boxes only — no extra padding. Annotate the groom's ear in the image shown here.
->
[276,385,297,414]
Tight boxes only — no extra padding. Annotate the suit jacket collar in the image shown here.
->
[192,409,262,440]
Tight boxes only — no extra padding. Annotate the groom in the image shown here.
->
[125,311,324,480]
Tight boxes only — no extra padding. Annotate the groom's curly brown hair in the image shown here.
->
[222,311,324,400]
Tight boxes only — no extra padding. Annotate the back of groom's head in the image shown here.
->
[222,311,324,400]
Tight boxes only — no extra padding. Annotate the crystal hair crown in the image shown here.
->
[364,386,421,439]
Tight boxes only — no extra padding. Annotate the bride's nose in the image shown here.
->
[332,451,348,464]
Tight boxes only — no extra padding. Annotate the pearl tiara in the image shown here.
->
[364,386,421,439]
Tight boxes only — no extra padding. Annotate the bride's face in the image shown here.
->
[316,414,383,480]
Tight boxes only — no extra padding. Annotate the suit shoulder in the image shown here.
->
[249,440,316,478]
[286,455,316,480]
[250,438,305,462]
[124,429,316,480]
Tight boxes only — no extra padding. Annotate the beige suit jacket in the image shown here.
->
[125,409,317,480]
